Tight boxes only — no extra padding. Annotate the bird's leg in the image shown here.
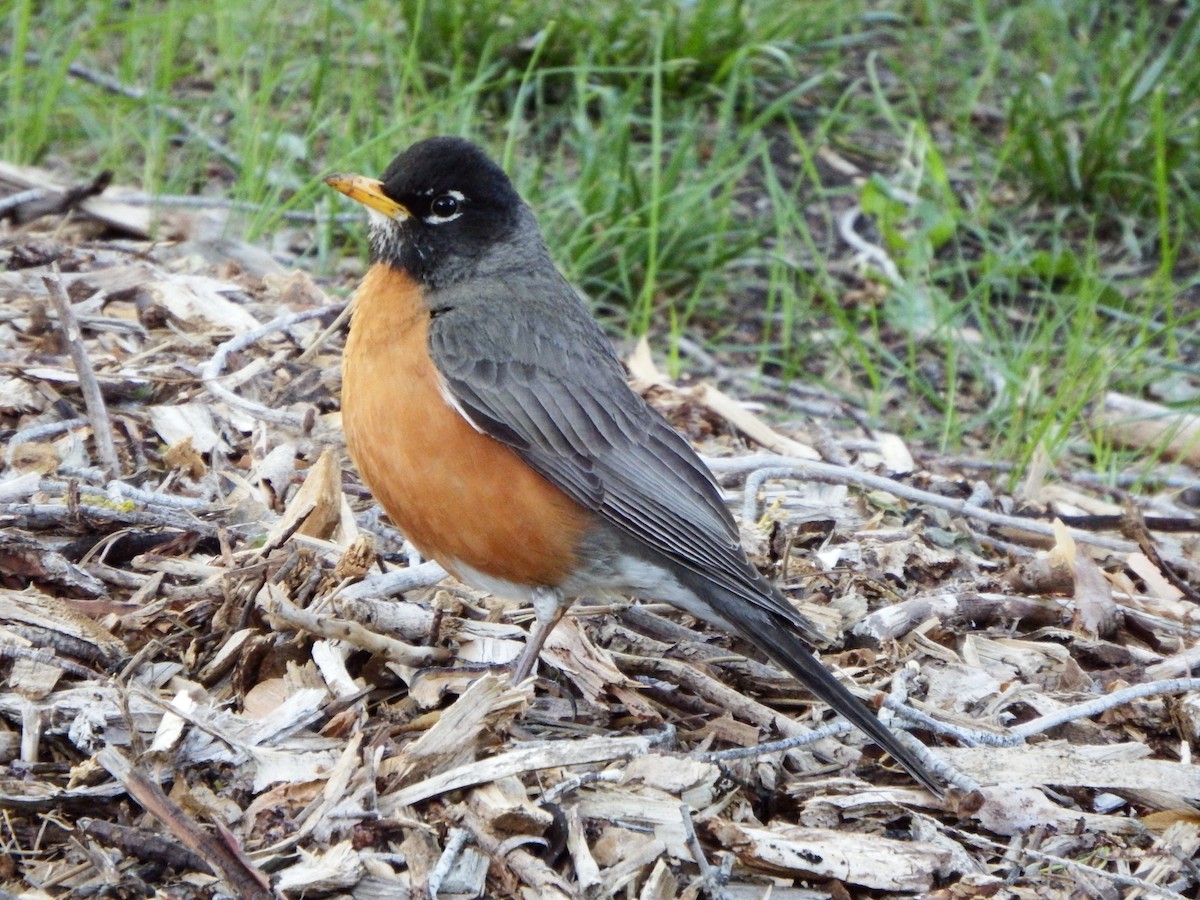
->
[511,586,572,682]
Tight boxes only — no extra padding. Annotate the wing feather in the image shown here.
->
[427,278,797,622]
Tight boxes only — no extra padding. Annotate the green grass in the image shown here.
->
[3,0,1198,478]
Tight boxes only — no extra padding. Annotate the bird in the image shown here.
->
[324,136,942,794]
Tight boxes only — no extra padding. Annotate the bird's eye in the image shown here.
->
[430,194,461,218]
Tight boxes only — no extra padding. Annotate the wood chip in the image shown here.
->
[382,674,529,784]
[698,816,952,891]
[939,741,1200,797]
[378,733,655,814]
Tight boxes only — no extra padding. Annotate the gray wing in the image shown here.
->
[427,276,802,624]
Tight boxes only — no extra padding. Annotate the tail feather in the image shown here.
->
[704,586,943,795]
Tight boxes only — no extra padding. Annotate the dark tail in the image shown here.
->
[694,581,943,795]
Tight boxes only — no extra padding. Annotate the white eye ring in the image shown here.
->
[426,190,465,224]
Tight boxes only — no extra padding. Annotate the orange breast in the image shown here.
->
[341,264,592,588]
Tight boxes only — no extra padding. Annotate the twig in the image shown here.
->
[680,803,731,900]
[1147,644,1200,680]
[15,49,242,172]
[0,501,227,535]
[609,607,785,682]
[377,733,660,814]
[101,481,218,510]
[700,677,1200,787]
[1,170,112,225]
[201,305,343,427]
[915,450,1200,492]
[0,188,45,217]
[853,591,1067,642]
[886,668,973,791]
[882,698,1013,747]
[77,817,211,874]
[725,455,1140,553]
[537,769,624,805]
[428,827,471,900]
[1122,508,1200,604]
[334,561,449,601]
[104,192,359,224]
[257,582,451,668]
[15,478,222,511]
[563,805,603,893]
[296,299,354,364]
[693,710,978,792]
[94,747,271,900]
[1056,513,1200,534]
[42,267,121,478]
[1010,677,1200,740]
[886,677,1200,754]
[617,652,815,738]
[882,676,1200,771]
[695,721,853,762]
[0,472,41,502]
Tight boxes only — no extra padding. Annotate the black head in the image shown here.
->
[326,137,540,289]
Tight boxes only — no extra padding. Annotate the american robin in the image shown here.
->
[325,137,941,794]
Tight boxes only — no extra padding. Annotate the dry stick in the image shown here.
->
[0,187,46,217]
[110,192,360,225]
[679,803,732,900]
[916,451,1200,491]
[0,472,40,503]
[624,650,978,788]
[695,715,979,794]
[1009,677,1200,740]
[296,299,353,364]
[378,733,661,813]
[2,170,112,225]
[77,817,210,874]
[258,583,451,668]
[201,305,343,428]
[35,861,97,891]
[562,805,603,894]
[1123,509,1200,604]
[698,678,1200,787]
[538,769,623,805]
[101,481,216,510]
[879,699,1012,747]
[617,653,811,738]
[11,49,241,171]
[885,668,970,791]
[18,479,221,511]
[335,561,449,601]
[94,747,271,900]
[887,676,1200,749]
[0,501,224,535]
[718,455,1140,554]
[42,267,121,479]
[1147,644,1200,680]
[427,827,471,899]
[695,720,854,763]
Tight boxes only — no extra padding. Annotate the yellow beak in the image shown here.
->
[323,173,410,219]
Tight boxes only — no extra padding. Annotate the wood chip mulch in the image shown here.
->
[2,172,1200,899]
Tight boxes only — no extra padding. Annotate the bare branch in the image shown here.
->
[41,266,121,478]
